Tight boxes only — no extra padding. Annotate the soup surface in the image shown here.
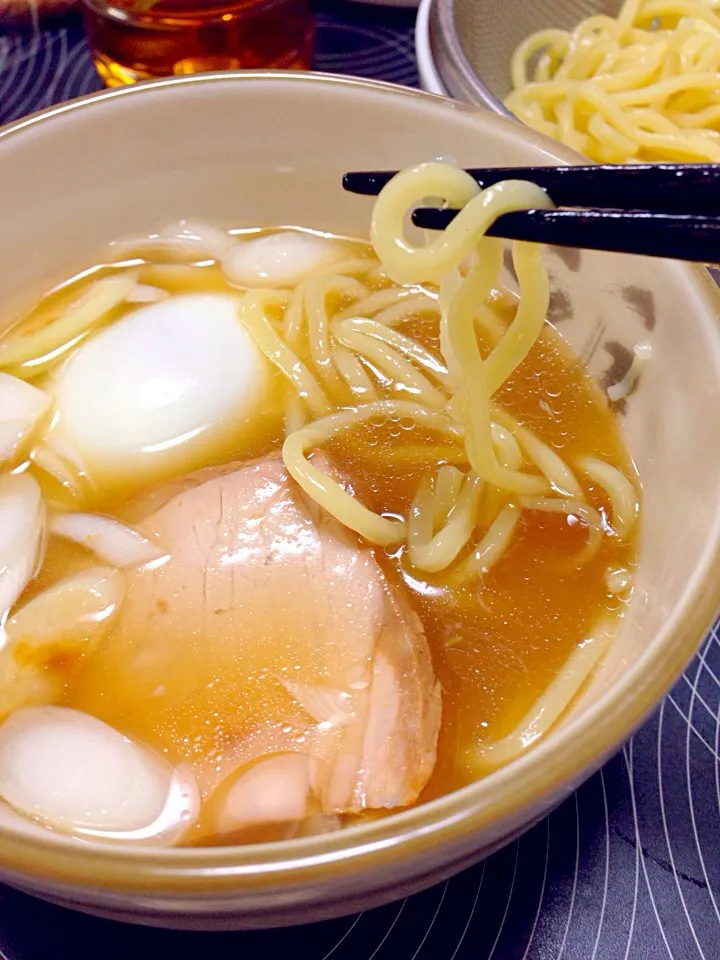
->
[0,167,639,846]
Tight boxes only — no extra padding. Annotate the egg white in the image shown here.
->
[49,293,276,490]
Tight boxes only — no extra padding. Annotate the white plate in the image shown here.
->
[415,0,448,95]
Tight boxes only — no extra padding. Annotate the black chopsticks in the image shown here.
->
[342,163,720,263]
[343,163,720,215]
[412,208,720,263]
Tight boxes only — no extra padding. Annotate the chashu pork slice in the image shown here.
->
[66,454,441,834]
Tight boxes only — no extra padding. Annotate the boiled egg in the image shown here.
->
[48,293,277,491]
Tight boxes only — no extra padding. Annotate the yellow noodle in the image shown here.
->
[365,264,391,285]
[470,617,619,772]
[579,457,640,538]
[454,502,521,582]
[335,318,451,387]
[370,165,554,494]
[284,392,307,436]
[407,478,434,562]
[446,246,549,494]
[240,290,330,416]
[432,465,465,523]
[374,295,441,328]
[484,242,550,397]
[588,113,640,160]
[334,327,447,409]
[138,263,217,290]
[476,484,509,529]
[333,287,426,322]
[476,300,508,343]
[520,495,604,562]
[408,472,483,573]
[283,400,465,547]
[283,163,619,590]
[511,29,570,88]
[493,408,582,497]
[304,275,368,370]
[282,259,374,345]
[331,345,377,400]
[283,284,307,348]
[370,163,552,285]
[490,423,523,471]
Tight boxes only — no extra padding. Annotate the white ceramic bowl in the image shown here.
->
[0,72,719,930]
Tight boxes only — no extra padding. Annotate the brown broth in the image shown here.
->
[6,232,638,841]
[320,291,637,798]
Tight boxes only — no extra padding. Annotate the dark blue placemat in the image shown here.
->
[0,5,719,957]
[0,1,418,125]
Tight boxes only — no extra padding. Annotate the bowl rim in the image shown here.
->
[415,0,448,96]
[428,0,513,114]
[1,69,720,896]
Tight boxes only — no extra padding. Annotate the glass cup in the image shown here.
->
[81,0,315,86]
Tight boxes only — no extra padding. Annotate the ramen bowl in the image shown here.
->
[0,72,719,929]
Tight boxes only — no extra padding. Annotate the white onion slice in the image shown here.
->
[0,657,61,723]
[222,232,344,289]
[0,706,198,843]
[0,375,50,463]
[216,754,313,834]
[158,220,238,260]
[0,473,45,629]
[30,444,85,502]
[7,566,124,661]
[49,512,168,568]
[109,221,237,263]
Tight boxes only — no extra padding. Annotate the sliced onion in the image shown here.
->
[0,375,50,463]
[0,276,137,371]
[158,220,238,260]
[7,566,124,663]
[0,656,61,723]
[108,221,237,264]
[49,512,168,568]
[222,232,344,289]
[30,443,85,503]
[215,754,313,834]
[0,473,45,628]
[291,812,343,838]
[0,706,198,843]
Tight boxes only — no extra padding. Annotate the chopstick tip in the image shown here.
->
[342,171,397,196]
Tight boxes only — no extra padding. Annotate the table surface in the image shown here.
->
[1,3,719,958]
